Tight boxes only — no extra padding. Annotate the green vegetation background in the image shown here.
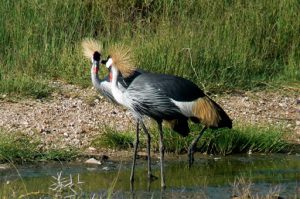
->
[0,0,299,97]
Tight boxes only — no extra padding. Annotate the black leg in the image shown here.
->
[188,126,207,168]
[140,121,153,180]
[130,121,140,188]
[157,121,166,189]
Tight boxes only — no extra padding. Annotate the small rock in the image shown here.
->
[278,103,285,107]
[102,166,109,171]
[85,158,101,165]
[248,149,252,155]
[0,164,9,170]
[88,147,97,152]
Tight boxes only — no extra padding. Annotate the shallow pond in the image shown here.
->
[0,154,300,198]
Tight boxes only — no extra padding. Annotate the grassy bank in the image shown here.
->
[0,0,300,97]
[0,129,78,163]
[91,123,292,155]
[0,123,292,163]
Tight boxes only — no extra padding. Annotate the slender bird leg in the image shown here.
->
[140,120,155,181]
[130,121,140,189]
[188,126,207,168]
[157,121,166,189]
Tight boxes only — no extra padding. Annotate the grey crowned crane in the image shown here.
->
[104,44,232,189]
[82,39,190,186]
[81,39,142,104]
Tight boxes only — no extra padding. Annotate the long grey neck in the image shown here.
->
[91,65,103,91]
[110,66,124,105]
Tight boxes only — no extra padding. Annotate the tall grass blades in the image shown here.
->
[196,125,289,155]
[92,124,290,155]
[0,0,299,96]
[91,127,134,150]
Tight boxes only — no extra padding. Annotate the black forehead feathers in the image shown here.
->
[93,51,101,61]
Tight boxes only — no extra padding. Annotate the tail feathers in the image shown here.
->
[211,99,232,129]
[192,96,232,129]
[165,119,190,137]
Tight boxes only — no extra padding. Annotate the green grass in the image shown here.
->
[91,127,134,150]
[0,125,291,163]
[0,0,299,97]
[92,123,291,155]
[0,130,78,163]
[0,73,52,98]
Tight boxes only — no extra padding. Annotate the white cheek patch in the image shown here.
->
[106,58,113,68]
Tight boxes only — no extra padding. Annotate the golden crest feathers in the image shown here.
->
[81,38,102,59]
[108,44,136,77]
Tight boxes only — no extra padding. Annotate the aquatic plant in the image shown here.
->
[49,171,84,198]
[232,177,282,199]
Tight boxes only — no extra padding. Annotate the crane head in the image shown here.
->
[105,44,136,78]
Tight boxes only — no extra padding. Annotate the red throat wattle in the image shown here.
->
[109,72,112,81]
[93,67,99,74]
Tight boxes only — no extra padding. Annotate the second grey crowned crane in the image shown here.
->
[105,44,232,189]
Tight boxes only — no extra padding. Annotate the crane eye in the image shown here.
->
[93,51,101,62]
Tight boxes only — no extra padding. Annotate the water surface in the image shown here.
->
[0,154,299,198]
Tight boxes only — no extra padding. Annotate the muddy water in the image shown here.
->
[0,154,300,198]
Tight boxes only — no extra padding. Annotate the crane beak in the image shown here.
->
[105,58,113,69]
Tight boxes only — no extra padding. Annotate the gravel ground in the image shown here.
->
[0,81,299,150]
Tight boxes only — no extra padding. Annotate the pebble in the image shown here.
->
[0,164,9,170]
[85,158,102,165]
[88,147,97,152]
[102,166,109,171]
